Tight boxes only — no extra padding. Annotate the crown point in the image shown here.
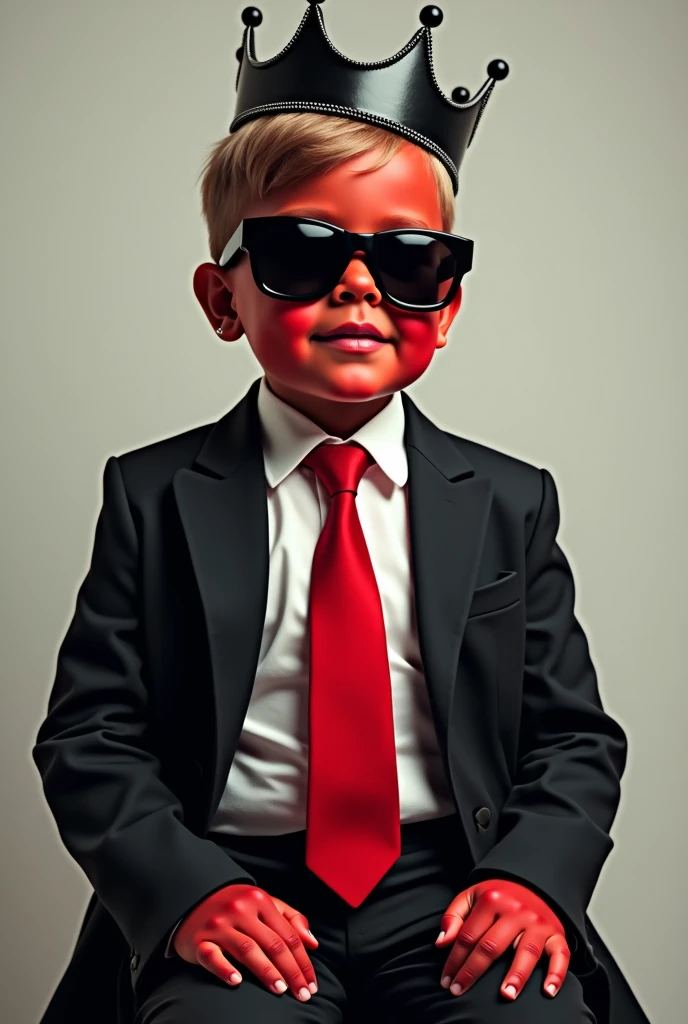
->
[487,59,509,81]
[419,6,443,28]
[451,86,471,103]
[241,7,263,28]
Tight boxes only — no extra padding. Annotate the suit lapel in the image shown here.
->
[173,379,494,825]
[402,391,494,783]
[173,378,269,820]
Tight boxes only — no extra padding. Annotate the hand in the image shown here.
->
[173,883,319,1002]
[435,878,570,1001]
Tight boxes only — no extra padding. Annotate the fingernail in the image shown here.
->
[436,931,445,943]
[450,982,463,996]
[441,976,452,989]
[504,984,517,998]
[274,980,287,994]
[308,982,318,995]
[229,973,241,984]
[298,987,311,1001]
[547,983,557,996]
[308,930,318,942]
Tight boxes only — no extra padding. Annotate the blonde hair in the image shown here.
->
[197,112,456,264]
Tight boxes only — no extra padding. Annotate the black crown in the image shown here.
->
[230,2,509,194]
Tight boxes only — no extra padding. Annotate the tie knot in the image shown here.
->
[302,442,374,497]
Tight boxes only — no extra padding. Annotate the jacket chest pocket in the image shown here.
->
[467,570,519,618]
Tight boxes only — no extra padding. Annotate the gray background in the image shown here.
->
[2,1,685,1021]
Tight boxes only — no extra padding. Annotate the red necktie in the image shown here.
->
[302,441,400,907]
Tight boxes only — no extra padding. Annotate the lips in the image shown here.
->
[313,321,390,342]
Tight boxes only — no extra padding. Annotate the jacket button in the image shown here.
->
[474,807,491,829]
[130,952,140,971]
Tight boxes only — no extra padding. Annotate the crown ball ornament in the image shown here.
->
[419,6,444,29]
[487,59,509,81]
[230,1,511,195]
[241,7,263,27]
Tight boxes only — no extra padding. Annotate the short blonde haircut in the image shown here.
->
[197,112,456,265]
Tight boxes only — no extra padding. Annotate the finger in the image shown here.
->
[261,901,318,961]
[221,928,293,997]
[250,918,315,1001]
[440,900,499,986]
[436,891,471,944]
[498,925,550,1001]
[279,903,319,948]
[196,941,243,986]
[260,906,319,994]
[541,933,571,998]
[435,913,464,945]
[443,918,519,997]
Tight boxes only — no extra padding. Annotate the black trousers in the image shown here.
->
[132,813,596,1023]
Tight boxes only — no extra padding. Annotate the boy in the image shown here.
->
[33,4,649,1023]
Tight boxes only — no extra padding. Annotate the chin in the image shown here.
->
[318,373,396,402]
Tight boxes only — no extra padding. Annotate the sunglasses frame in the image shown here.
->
[218,216,474,312]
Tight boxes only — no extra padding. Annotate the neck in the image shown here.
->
[264,376,393,439]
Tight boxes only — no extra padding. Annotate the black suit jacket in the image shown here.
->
[33,378,651,1024]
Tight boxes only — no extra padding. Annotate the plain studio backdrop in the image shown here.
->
[1,1,685,1021]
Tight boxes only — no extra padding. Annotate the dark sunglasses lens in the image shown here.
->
[376,233,457,306]
[251,220,343,296]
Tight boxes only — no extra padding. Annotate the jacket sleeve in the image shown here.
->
[32,455,257,984]
[164,918,184,958]
[465,466,628,974]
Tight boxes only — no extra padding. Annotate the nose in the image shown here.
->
[331,250,382,306]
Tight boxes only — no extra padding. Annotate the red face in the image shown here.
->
[194,140,463,432]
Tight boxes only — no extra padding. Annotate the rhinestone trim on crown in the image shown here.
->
[230,100,459,187]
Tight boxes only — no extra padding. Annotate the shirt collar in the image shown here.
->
[257,375,408,488]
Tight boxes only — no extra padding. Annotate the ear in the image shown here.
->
[192,262,245,341]
[435,284,463,349]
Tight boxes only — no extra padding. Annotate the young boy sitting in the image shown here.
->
[33,5,648,1024]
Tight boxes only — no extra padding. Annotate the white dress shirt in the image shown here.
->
[165,376,457,953]
[208,375,456,836]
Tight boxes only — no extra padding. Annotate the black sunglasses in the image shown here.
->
[218,216,474,312]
